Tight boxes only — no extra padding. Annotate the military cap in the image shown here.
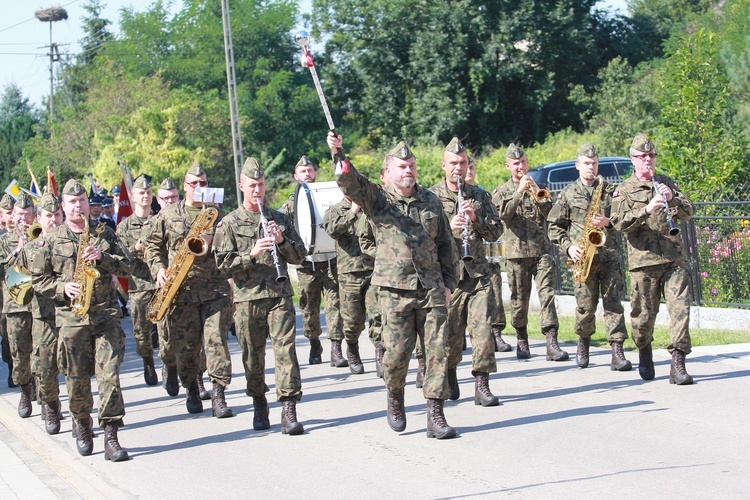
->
[241,157,264,179]
[186,162,206,177]
[506,143,525,159]
[14,192,33,209]
[631,133,656,153]
[445,137,466,155]
[111,185,121,195]
[102,197,114,208]
[386,141,415,161]
[132,174,152,190]
[295,155,315,168]
[89,194,103,205]
[468,155,475,166]
[62,179,87,197]
[577,142,598,158]
[97,187,108,197]
[0,193,14,210]
[38,193,60,213]
[158,177,177,191]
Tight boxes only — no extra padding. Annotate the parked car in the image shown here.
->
[528,156,633,191]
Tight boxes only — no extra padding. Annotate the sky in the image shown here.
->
[0,0,630,108]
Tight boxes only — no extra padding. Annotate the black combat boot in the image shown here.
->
[45,399,62,435]
[386,388,406,432]
[163,365,179,397]
[197,372,211,400]
[516,328,531,359]
[309,338,323,365]
[415,356,425,388]
[576,337,591,368]
[492,326,512,353]
[280,398,304,435]
[211,382,234,418]
[426,399,456,439]
[74,417,94,456]
[18,382,32,418]
[143,356,158,386]
[669,350,694,385]
[375,344,385,379]
[447,367,460,401]
[638,344,655,381]
[330,340,349,368]
[103,421,129,462]
[545,329,569,361]
[611,342,632,371]
[186,380,204,414]
[346,342,364,374]
[252,395,270,431]
[474,372,499,407]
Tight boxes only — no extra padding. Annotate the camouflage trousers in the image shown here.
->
[447,277,497,374]
[130,289,155,359]
[296,260,342,341]
[58,319,125,425]
[488,264,507,331]
[506,255,559,333]
[572,257,628,342]
[1,313,11,365]
[158,316,176,369]
[6,312,33,386]
[234,297,302,402]
[630,263,691,354]
[31,319,60,403]
[380,286,449,400]
[168,296,232,387]
[339,271,381,346]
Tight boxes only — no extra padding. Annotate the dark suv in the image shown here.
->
[528,157,633,191]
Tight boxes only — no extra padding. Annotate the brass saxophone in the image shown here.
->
[147,206,218,323]
[571,176,606,283]
[71,214,106,316]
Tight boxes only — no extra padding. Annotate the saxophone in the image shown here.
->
[71,214,106,316]
[147,206,218,323]
[571,176,606,283]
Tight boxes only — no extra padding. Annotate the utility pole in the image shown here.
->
[35,7,68,120]
[220,0,244,207]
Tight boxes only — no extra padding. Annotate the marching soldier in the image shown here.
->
[493,144,569,361]
[0,193,15,387]
[329,132,458,439]
[214,159,307,434]
[32,180,132,461]
[611,134,695,384]
[156,178,180,210]
[547,143,631,370]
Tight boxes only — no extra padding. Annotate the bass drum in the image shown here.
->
[294,181,344,262]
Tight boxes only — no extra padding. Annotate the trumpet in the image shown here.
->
[525,177,551,203]
[256,197,287,283]
[455,175,473,262]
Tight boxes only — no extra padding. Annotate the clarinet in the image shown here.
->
[649,167,680,236]
[455,176,473,262]
[256,197,288,283]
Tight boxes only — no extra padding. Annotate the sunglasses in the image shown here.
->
[185,180,208,188]
[632,153,658,160]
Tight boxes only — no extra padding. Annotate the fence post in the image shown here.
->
[685,219,703,306]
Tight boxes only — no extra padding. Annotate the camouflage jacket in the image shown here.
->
[492,178,553,259]
[321,198,374,275]
[30,221,132,327]
[336,162,457,292]
[611,173,694,270]
[116,214,157,292]
[429,179,503,281]
[547,178,620,262]
[0,230,32,314]
[214,204,306,302]
[144,200,230,302]
[279,191,296,226]
[18,237,54,321]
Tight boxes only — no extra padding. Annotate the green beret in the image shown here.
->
[38,193,60,213]
[445,137,466,155]
[62,179,86,197]
[506,143,525,159]
[0,193,14,210]
[132,174,152,190]
[577,142,598,158]
[159,178,177,191]
[386,141,415,161]
[631,133,655,153]
[14,192,33,209]
[241,157,264,180]
[295,155,315,169]
[186,162,206,177]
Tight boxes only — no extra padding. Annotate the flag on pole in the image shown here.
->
[87,173,99,196]
[25,160,40,196]
[4,180,21,199]
[47,167,58,197]
[115,177,132,293]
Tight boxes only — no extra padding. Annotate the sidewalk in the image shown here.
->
[1,316,749,499]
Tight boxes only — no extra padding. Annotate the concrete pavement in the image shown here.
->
[1,315,749,499]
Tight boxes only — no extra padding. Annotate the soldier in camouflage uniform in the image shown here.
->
[0,193,16,387]
[18,193,63,434]
[215,159,308,434]
[329,132,458,439]
[31,180,132,461]
[144,163,234,417]
[0,193,38,417]
[547,143,632,371]
[429,138,503,406]
[116,175,159,387]
[492,144,569,361]
[279,156,345,367]
[611,134,695,385]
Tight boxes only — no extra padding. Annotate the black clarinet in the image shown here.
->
[456,176,474,262]
[256,197,288,283]
[650,168,680,236]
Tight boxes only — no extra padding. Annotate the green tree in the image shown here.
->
[0,84,39,191]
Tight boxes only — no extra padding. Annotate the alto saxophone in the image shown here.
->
[571,176,606,283]
[71,213,106,316]
[147,206,218,323]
